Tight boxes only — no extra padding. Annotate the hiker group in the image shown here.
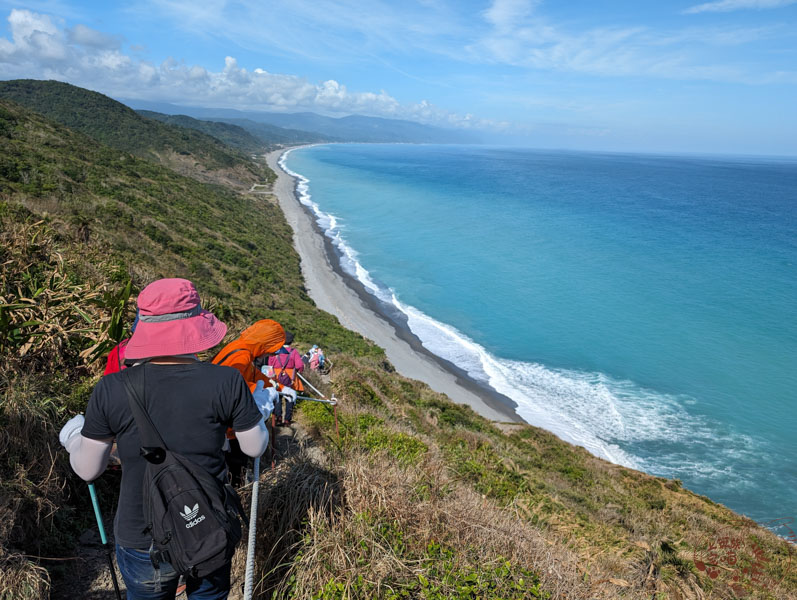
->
[58,278,330,600]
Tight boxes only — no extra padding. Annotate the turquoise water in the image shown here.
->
[283,144,797,522]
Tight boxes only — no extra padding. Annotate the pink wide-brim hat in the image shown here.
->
[124,278,227,360]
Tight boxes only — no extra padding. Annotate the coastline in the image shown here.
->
[266,147,523,423]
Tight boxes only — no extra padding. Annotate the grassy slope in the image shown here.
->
[0,97,794,599]
[0,80,271,187]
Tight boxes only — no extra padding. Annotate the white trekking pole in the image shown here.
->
[297,372,329,400]
[243,454,260,600]
[244,381,273,600]
[296,373,340,441]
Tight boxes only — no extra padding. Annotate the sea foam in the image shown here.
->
[280,149,762,491]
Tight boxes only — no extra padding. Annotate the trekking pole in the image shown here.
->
[297,372,326,399]
[268,379,279,467]
[243,455,260,600]
[290,391,340,442]
[295,374,340,440]
[88,483,122,600]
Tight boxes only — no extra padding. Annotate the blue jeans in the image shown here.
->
[115,545,231,600]
[275,397,295,422]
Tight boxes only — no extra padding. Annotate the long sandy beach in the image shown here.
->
[266,148,522,423]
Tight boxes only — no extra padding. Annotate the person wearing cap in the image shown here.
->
[307,344,325,371]
[266,330,304,426]
[58,278,272,600]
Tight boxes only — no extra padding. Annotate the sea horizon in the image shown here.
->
[282,143,796,524]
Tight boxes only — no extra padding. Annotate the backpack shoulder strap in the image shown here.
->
[276,350,295,383]
[213,347,248,366]
[121,365,168,453]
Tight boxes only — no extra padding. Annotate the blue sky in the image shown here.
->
[1,0,796,154]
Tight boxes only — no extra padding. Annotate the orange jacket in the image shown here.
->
[212,319,286,393]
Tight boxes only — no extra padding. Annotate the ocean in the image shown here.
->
[282,144,797,523]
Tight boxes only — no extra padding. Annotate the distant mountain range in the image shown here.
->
[123,99,480,145]
[137,110,335,149]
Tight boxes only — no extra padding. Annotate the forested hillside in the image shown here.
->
[0,80,270,187]
[137,110,269,154]
[0,87,794,600]
[138,110,333,150]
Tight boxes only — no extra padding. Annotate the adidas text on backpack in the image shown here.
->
[121,366,246,578]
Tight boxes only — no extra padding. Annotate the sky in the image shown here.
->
[1,0,796,155]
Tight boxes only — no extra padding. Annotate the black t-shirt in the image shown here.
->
[82,361,262,549]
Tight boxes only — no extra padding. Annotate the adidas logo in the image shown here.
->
[180,503,200,521]
[179,503,206,529]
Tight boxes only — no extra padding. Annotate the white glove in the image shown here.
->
[281,387,297,404]
[252,380,277,418]
[59,414,85,453]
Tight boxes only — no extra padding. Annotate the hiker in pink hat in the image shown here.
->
[59,278,274,600]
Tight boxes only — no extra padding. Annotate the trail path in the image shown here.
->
[247,183,271,194]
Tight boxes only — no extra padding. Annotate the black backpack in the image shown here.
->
[121,366,246,578]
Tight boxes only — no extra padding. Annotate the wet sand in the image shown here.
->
[266,148,523,423]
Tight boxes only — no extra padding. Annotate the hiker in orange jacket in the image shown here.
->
[212,319,286,483]
[212,319,286,392]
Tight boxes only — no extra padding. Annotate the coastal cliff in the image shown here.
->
[0,84,794,599]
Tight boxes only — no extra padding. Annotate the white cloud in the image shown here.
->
[683,0,797,14]
[483,0,539,30]
[0,9,494,129]
[117,1,795,87]
[470,3,795,84]
[67,24,121,49]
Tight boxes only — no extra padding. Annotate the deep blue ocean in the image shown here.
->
[283,144,797,523]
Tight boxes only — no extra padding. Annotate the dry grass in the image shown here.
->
[0,214,129,376]
[230,444,342,598]
[282,358,797,599]
[0,552,50,600]
[0,379,67,600]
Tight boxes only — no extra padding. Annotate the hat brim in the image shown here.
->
[124,310,227,360]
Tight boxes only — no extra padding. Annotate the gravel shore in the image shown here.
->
[266,148,522,423]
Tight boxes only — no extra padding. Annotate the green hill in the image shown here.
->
[137,110,332,150]
[136,110,268,154]
[1,92,794,600]
[205,116,337,146]
[0,80,271,187]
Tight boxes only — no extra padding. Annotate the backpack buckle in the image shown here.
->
[140,446,166,464]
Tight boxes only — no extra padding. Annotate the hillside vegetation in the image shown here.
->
[0,88,794,600]
[137,110,338,152]
[0,80,271,188]
[137,110,270,154]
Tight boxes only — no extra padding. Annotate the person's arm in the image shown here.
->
[61,381,116,481]
[68,436,114,481]
[225,372,272,454]
[235,421,269,457]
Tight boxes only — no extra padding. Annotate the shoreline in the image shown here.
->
[266,147,523,424]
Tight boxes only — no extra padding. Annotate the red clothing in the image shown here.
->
[103,339,130,375]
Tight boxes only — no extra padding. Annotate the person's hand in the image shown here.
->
[281,387,297,403]
[252,380,277,417]
[59,414,85,453]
